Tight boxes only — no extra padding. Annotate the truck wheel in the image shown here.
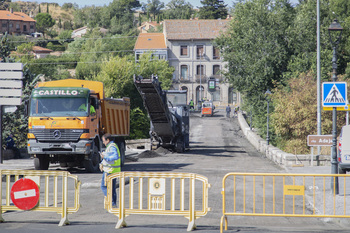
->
[34,155,49,170]
[84,145,101,173]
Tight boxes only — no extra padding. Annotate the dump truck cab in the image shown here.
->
[27,79,130,172]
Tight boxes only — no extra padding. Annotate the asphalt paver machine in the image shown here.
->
[134,75,189,152]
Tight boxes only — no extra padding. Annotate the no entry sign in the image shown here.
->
[10,178,40,210]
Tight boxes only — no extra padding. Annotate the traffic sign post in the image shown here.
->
[307,135,332,166]
[0,62,23,164]
[10,178,40,210]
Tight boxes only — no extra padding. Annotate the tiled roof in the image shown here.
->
[13,12,36,22]
[32,46,53,53]
[164,19,230,40]
[0,10,35,22]
[134,33,167,50]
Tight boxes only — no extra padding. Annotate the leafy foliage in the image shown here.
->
[198,0,228,19]
[164,0,194,19]
[271,72,347,153]
[94,53,174,139]
[142,0,164,21]
[128,108,150,139]
[35,13,55,35]
[0,34,40,148]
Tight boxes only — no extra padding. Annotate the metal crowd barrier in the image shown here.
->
[105,172,211,231]
[0,170,81,226]
[220,173,350,233]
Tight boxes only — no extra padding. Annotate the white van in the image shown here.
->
[338,125,350,173]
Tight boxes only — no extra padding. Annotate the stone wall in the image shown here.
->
[237,112,331,168]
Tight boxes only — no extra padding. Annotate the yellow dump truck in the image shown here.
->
[27,79,130,172]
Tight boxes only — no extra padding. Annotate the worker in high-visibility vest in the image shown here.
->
[189,99,194,111]
[100,133,121,206]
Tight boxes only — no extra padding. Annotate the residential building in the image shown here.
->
[138,21,162,33]
[134,33,167,62]
[32,46,53,59]
[134,19,241,107]
[71,26,88,38]
[0,9,36,35]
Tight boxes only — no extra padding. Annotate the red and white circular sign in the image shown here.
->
[10,178,40,210]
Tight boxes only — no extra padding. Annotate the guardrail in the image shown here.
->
[221,173,350,233]
[0,170,81,226]
[106,172,210,231]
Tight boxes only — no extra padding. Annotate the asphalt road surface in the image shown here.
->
[1,110,350,233]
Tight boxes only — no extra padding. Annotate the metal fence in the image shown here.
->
[106,172,211,231]
[0,169,81,226]
[221,173,350,233]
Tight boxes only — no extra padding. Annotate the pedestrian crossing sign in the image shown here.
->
[322,82,347,107]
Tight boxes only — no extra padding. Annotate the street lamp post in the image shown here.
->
[199,52,205,103]
[265,89,272,146]
[328,18,343,194]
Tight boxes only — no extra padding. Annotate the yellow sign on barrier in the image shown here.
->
[106,172,210,231]
[284,185,305,196]
[0,170,81,226]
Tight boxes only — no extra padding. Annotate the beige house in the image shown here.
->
[138,21,162,33]
[134,19,240,107]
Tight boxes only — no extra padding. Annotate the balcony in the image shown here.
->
[179,76,192,83]
[210,75,224,82]
[195,75,207,83]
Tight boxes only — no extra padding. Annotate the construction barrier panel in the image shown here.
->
[221,173,350,233]
[0,170,81,226]
[105,172,210,231]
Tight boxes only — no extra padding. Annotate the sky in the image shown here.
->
[13,0,300,9]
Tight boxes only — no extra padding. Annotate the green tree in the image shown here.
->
[164,0,194,19]
[0,34,40,148]
[0,0,11,10]
[129,108,150,139]
[94,53,174,139]
[270,72,348,154]
[198,0,228,19]
[35,13,55,36]
[58,30,73,40]
[143,0,164,21]
[216,0,295,143]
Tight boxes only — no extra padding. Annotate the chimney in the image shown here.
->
[10,8,13,13]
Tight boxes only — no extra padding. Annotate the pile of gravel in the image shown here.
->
[138,150,162,158]
[155,147,171,154]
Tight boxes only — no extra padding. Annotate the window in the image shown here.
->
[196,65,204,75]
[213,65,220,75]
[9,23,12,28]
[181,65,188,80]
[196,45,204,59]
[180,45,188,56]
[23,25,27,31]
[2,23,6,28]
[30,25,34,29]
[16,23,20,30]
[213,46,220,60]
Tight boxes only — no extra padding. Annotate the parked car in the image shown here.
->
[338,125,350,173]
